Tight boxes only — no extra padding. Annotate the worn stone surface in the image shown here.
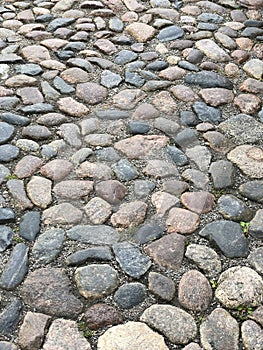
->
[84,303,122,330]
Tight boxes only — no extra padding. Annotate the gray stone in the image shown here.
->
[75,264,119,299]
[182,169,210,189]
[141,305,197,344]
[0,97,20,109]
[16,63,42,76]
[0,225,14,253]
[67,225,120,245]
[0,298,22,336]
[113,241,151,278]
[148,272,175,301]
[0,164,10,184]
[0,144,19,162]
[241,320,263,350]
[185,71,233,89]
[200,308,239,350]
[198,13,224,23]
[47,17,75,32]
[185,244,222,277]
[146,60,169,71]
[157,25,184,41]
[134,180,155,199]
[66,246,113,266]
[178,270,212,312]
[125,70,145,87]
[219,114,263,145]
[95,147,120,162]
[0,113,30,126]
[173,128,199,149]
[129,121,150,134]
[112,159,138,181]
[95,109,130,120]
[249,209,263,239]
[114,282,146,309]
[0,208,15,223]
[217,194,252,221]
[0,122,15,144]
[215,266,263,308]
[53,76,75,94]
[32,228,65,264]
[192,101,222,124]
[0,342,18,350]
[97,321,168,350]
[166,146,188,165]
[101,70,122,88]
[248,247,263,274]
[199,220,249,258]
[134,223,164,244]
[42,203,83,225]
[186,145,212,171]
[20,103,54,114]
[0,243,28,290]
[239,181,263,203]
[114,50,138,65]
[21,268,83,317]
[43,319,91,350]
[209,160,234,189]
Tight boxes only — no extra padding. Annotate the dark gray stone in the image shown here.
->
[146,60,169,71]
[192,101,222,124]
[167,145,188,165]
[248,247,263,274]
[113,241,151,278]
[56,50,75,60]
[199,220,249,258]
[0,97,20,109]
[180,111,198,126]
[125,70,145,87]
[134,223,164,244]
[64,42,86,51]
[0,208,15,223]
[112,159,138,181]
[0,112,30,126]
[198,13,224,23]
[148,272,175,301]
[95,109,130,120]
[66,246,113,266]
[0,144,19,162]
[249,209,263,239]
[0,298,22,336]
[173,128,199,149]
[239,181,263,204]
[241,27,263,38]
[53,76,75,94]
[95,147,121,162]
[67,225,120,245]
[217,194,252,221]
[32,228,65,264]
[157,25,184,41]
[67,58,93,72]
[114,50,138,65]
[0,122,15,144]
[47,17,75,32]
[114,282,146,309]
[0,226,13,252]
[178,61,199,72]
[142,80,172,91]
[185,71,233,89]
[19,211,40,241]
[129,121,150,134]
[0,243,28,290]
[20,103,54,114]
[15,64,42,76]
[209,160,234,189]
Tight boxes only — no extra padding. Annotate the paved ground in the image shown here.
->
[0,0,262,349]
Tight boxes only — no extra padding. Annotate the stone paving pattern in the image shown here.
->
[0,0,262,349]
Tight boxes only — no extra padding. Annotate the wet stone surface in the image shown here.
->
[0,0,263,349]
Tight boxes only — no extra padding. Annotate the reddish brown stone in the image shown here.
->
[239,78,263,94]
[21,45,51,62]
[57,97,89,117]
[84,197,112,224]
[199,88,234,106]
[178,270,213,312]
[143,160,179,178]
[95,180,126,204]
[76,82,107,105]
[17,87,44,105]
[125,22,156,42]
[26,176,52,209]
[14,156,43,179]
[159,66,186,80]
[40,159,73,181]
[76,162,112,180]
[170,85,199,102]
[181,191,215,214]
[60,68,90,84]
[53,180,93,199]
[234,93,262,114]
[114,135,168,159]
[84,303,122,330]
[110,201,147,228]
[152,91,177,114]
[166,208,200,234]
[132,103,160,120]
[144,233,185,271]
[42,203,83,225]
[113,89,146,110]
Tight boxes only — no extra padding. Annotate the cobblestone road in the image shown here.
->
[0,0,262,349]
